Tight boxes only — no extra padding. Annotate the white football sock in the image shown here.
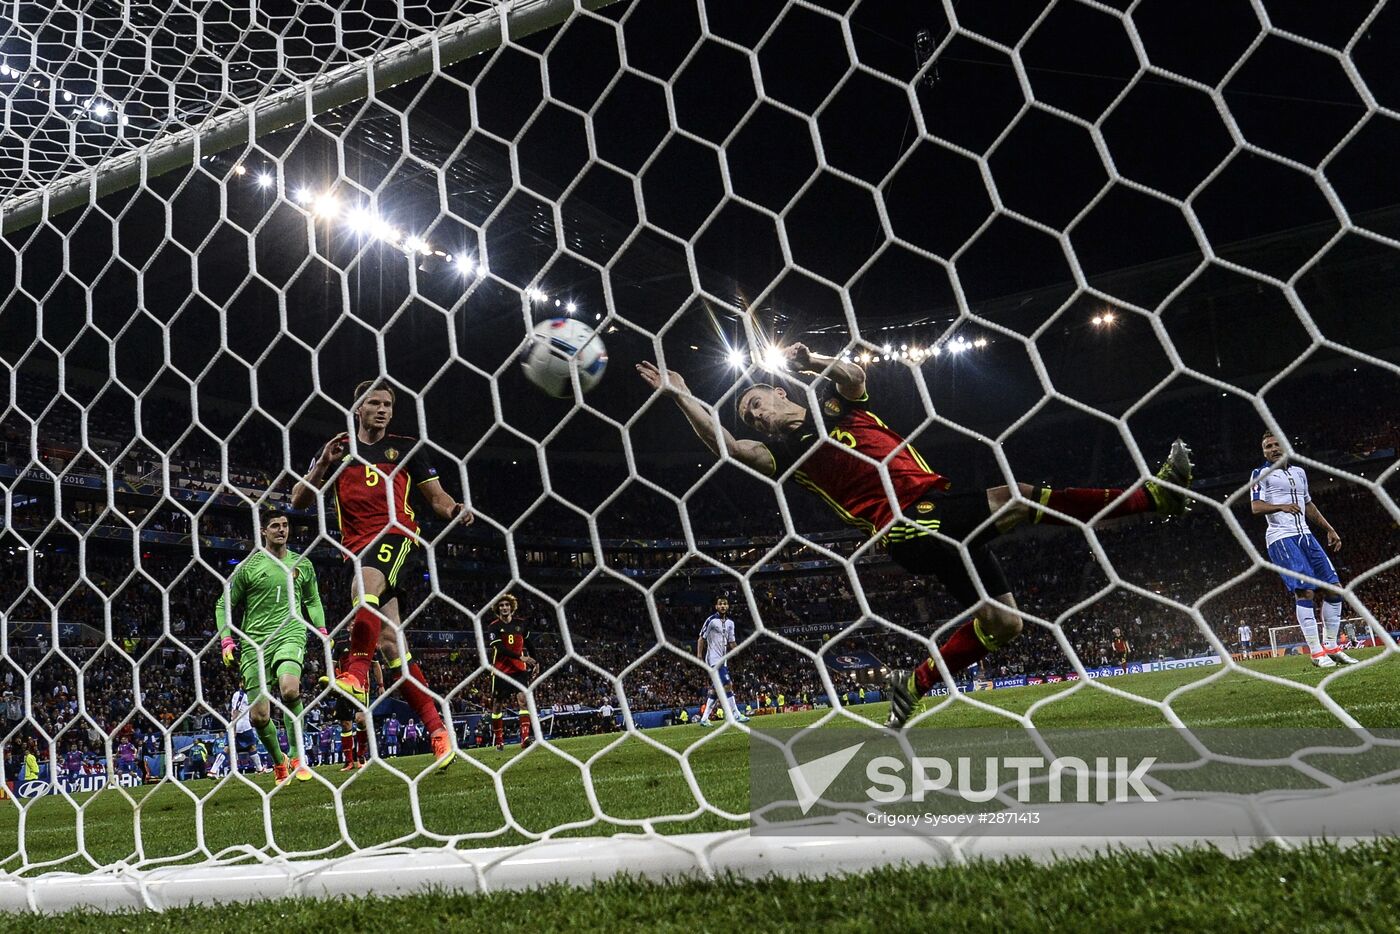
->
[699,699,711,721]
[1321,599,1343,650]
[1296,599,1323,655]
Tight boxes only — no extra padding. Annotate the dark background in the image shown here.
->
[1,0,1397,544]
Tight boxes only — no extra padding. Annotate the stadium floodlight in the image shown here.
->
[727,349,746,368]
[973,337,987,348]
[761,345,787,372]
[312,192,340,218]
[233,164,246,176]
[293,187,312,205]
[92,101,110,118]
[345,207,372,234]
[368,217,399,242]
[257,172,272,188]
[566,302,577,314]
[404,235,426,253]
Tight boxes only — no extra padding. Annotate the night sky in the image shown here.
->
[0,0,1397,503]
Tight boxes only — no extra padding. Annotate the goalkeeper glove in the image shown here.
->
[220,637,236,667]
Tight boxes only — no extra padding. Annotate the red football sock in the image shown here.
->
[340,731,355,764]
[914,619,993,693]
[519,715,531,745]
[1032,486,1151,526]
[492,715,504,747]
[356,731,370,763]
[397,661,445,735]
[346,602,384,685]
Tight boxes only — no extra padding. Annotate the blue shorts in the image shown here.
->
[711,664,731,690]
[234,729,259,752]
[1267,534,1339,592]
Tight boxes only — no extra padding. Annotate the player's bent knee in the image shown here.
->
[983,606,1023,642]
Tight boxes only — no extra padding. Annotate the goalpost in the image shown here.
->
[1,0,1398,914]
[1269,618,1370,657]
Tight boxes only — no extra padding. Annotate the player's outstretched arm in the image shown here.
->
[298,561,330,636]
[784,343,866,401]
[290,434,348,511]
[635,361,775,475]
[1250,498,1300,516]
[420,477,472,525]
[214,570,245,667]
[1305,501,1342,551]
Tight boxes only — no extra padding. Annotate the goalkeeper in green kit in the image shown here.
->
[215,509,328,783]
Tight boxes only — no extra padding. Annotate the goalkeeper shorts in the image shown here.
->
[238,631,306,704]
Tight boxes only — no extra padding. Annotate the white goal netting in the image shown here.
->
[1,0,1398,912]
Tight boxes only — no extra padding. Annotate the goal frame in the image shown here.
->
[0,0,619,236]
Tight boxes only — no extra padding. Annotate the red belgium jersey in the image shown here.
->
[764,380,950,538]
[489,618,528,674]
[322,433,440,552]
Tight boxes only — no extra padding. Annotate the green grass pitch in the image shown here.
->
[2,648,1395,924]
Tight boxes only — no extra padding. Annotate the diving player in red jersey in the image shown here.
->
[636,345,1193,730]
[291,380,471,767]
[485,594,538,751]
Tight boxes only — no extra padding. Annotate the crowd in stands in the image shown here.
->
[1,366,1396,778]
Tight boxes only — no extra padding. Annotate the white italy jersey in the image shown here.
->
[1250,462,1311,546]
[231,689,252,733]
[699,614,735,667]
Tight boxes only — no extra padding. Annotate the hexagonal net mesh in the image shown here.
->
[0,0,1398,910]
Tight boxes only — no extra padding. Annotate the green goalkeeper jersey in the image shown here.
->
[214,549,325,644]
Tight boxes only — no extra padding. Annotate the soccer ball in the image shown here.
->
[520,317,609,398]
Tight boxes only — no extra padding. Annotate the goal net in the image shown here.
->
[1,0,1398,912]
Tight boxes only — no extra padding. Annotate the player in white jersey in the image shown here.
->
[1237,623,1253,654]
[695,596,748,725]
[229,685,266,773]
[1250,432,1356,668]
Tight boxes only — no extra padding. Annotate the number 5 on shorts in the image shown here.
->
[377,543,394,564]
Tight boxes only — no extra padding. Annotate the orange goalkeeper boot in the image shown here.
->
[430,727,454,772]
[273,762,289,784]
[289,757,313,782]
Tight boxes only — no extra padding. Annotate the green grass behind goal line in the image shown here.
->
[0,649,1394,878]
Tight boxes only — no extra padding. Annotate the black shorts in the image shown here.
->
[357,534,419,601]
[491,666,527,702]
[333,693,364,723]
[886,493,1010,609]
